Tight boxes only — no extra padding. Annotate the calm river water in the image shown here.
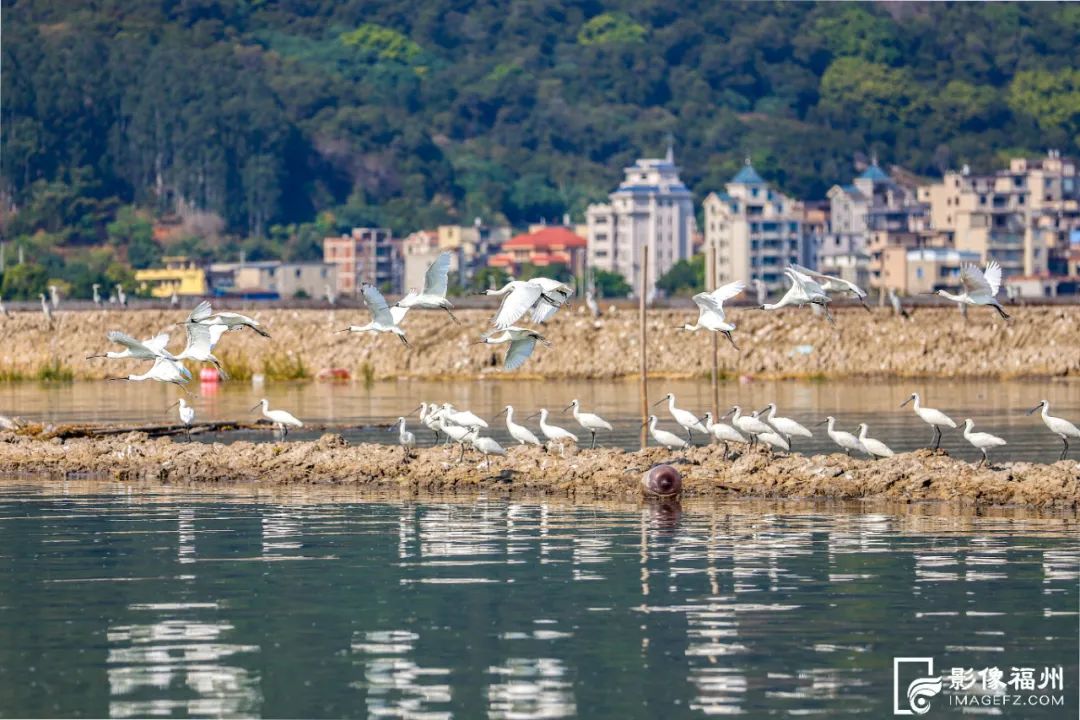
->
[2,378,1079,462]
[0,484,1075,718]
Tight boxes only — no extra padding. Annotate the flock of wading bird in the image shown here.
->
[86,252,1079,467]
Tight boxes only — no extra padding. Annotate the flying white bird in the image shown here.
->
[106,356,190,389]
[88,331,174,361]
[857,424,894,459]
[527,408,578,455]
[1027,400,1080,461]
[702,411,747,458]
[391,416,416,460]
[643,415,689,450]
[678,281,745,350]
[818,417,862,456]
[758,403,812,450]
[563,399,613,449]
[337,285,409,346]
[475,327,550,370]
[48,284,59,309]
[395,251,458,322]
[900,393,956,450]
[250,398,303,439]
[480,278,574,330]
[654,393,707,442]
[790,264,869,310]
[174,322,229,379]
[760,267,834,324]
[493,405,543,447]
[934,259,1008,320]
[440,403,488,430]
[724,405,772,445]
[39,293,53,326]
[466,428,506,469]
[168,398,195,441]
[187,300,271,337]
[961,418,1006,467]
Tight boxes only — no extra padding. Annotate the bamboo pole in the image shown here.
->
[639,246,649,450]
[707,238,720,420]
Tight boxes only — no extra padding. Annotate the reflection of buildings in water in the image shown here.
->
[261,507,303,556]
[1042,549,1080,586]
[487,657,576,719]
[398,505,417,560]
[178,508,195,565]
[418,504,503,559]
[107,613,261,718]
[964,535,1009,582]
[350,630,452,718]
[572,534,611,582]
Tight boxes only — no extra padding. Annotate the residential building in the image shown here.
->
[890,248,981,295]
[323,227,402,296]
[586,145,696,298]
[209,261,337,299]
[489,226,587,277]
[703,159,809,293]
[134,256,208,298]
[402,230,458,295]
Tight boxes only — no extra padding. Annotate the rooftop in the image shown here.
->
[502,226,586,249]
[858,164,891,182]
[731,161,765,185]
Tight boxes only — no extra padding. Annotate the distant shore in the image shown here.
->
[1,304,1078,382]
[0,432,1076,511]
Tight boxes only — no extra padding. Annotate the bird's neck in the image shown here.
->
[938,291,963,302]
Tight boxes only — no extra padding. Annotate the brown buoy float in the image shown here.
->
[641,464,682,498]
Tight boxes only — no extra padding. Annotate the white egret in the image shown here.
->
[466,428,507,469]
[337,285,409,346]
[325,284,337,306]
[187,300,271,337]
[168,398,195,441]
[39,293,53,326]
[760,267,834,324]
[642,415,689,450]
[724,406,772,445]
[758,403,812,450]
[790,263,870,309]
[961,418,1006,467]
[493,405,543,447]
[250,398,303,439]
[395,251,457,322]
[440,403,488,430]
[1027,400,1080,461]
[563,399,613,449]
[116,284,127,306]
[475,327,550,370]
[527,408,578,455]
[106,356,190,389]
[88,331,174,361]
[92,283,102,306]
[391,416,416,460]
[174,322,230,379]
[756,430,790,453]
[0,296,7,318]
[888,288,911,319]
[857,424,894,459]
[751,278,767,306]
[585,291,601,318]
[48,284,59,309]
[818,417,862,456]
[678,281,745,350]
[900,393,956,450]
[480,278,573,330]
[653,393,707,442]
[934,259,1008,320]
[702,411,747,458]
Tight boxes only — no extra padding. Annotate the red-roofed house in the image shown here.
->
[488,226,587,276]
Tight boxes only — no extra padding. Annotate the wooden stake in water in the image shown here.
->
[639,246,649,450]
[707,238,719,419]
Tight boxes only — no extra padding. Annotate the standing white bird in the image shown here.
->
[88,331,174,361]
[818,417,863,456]
[250,398,303,440]
[585,290,601,318]
[653,393,707,442]
[106,356,190,389]
[390,416,416,460]
[116,284,127,306]
[900,393,956,450]
[756,429,790,453]
[760,267,834,324]
[702,411,747,458]
[961,418,1007,467]
[527,408,578,455]
[92,283,102,306]
[435,415,474,462]
[934,259,1008,320]
[475,327,550,370]
[888,288,911,319]
[751,278,767,306]
[493,405,543,447]
[678,281,745,350]
[857,424,894,459]
[563,399,613,449]
[643,415,689,450]
[1027,400,1080,461]
[410,402,439,443]
[757,403,812,450]
[466,428,506,469]
[790,264,870,310]
[337,285,410,346]
[39,293,53,326]
[170,290,179,308]
[186,300,271,337]
[324,284,337,306]
[440,403,488,430]
[0,296,7,318]
[48,284,59,309]
[724,405,772,445]
[168,398,196,441]
[174,323,230,379]
[395,251,457,322]
[480,278,574,330]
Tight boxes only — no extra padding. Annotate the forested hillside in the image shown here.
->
[2,1,1078,282]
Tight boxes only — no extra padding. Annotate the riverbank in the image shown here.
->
[1,304,1079,382]
[2,433,1076,510]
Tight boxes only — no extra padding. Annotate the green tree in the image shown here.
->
[1008,69,1080,140]
[107,207,159,269]
[471,266,510,292]
[592,269,631,298]
[655,255,705,297]
[1,263,48,300]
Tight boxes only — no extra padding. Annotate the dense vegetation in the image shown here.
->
[1,1,1078,297]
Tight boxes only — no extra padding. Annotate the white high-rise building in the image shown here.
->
[586,146,695,298]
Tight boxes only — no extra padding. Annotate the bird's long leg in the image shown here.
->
[723,331,739,352]
[977,448,987,468]
[822,304,836,326]
[722,441,729,460]
[398,333,410,347]
[787,436,793,453]
[443,306,459,324]
[932,426,942,450]
[590,431,596,449]
[1061,436,1069,461]
[845,448,851,457]
[458,443,465,463]
[993,303,1010,321]
[685,427,693,443]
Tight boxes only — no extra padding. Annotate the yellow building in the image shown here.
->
[135,256,208,297]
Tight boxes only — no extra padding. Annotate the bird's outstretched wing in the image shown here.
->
[362,285,396,326]
[208,324,229,349]
[183,322,215,358]
[530,298,563,324]
[960,263,993,297]
[504,335,539,370]
[423,252,452,297]
[390,305,409,326]
[709,280,746,307]
[107,331,156,356]
[142,333,171,354]
[187,300,213,323]
[493,284,542,330]
[982,259,1002,296]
